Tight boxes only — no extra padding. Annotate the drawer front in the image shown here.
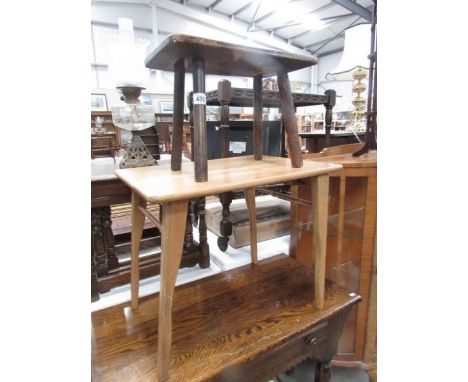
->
[215,318,337,382]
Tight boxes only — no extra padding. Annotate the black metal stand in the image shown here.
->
[354,0,377,156]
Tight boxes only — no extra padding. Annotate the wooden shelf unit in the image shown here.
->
[91,111,122,158]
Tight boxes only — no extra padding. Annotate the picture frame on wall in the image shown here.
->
[160,101,174,113]
[91,93,108,111]
[141,94,153,105]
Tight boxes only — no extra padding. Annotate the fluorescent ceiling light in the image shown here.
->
[260,0,326,32]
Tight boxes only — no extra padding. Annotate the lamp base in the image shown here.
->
[119,135,157,169]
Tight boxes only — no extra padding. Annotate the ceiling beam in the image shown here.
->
[91,0,151,5]
[287,13,354,40]
[233,1,254,16]
[155,0,307,53]
[207,0,224,11]
[330,0,372,21]
[269,12,354,34]
[308,17,362,53]
[305,34,345,49]
[318,47,344,57]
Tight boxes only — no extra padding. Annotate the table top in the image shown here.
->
[145,34,318,77]
[91,154,175,182]
[92,254,360,382]
[115,155,341,203]
[299,130,366,137]
[310,151,377,168]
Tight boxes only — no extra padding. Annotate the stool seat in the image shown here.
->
[145,34,317,77]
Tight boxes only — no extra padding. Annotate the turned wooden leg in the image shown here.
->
[130,192,146,310]
[218,79,231,158]
[192,59,208,182]
[91,207,110,278]
[101,206,119,270]
[276,69,303,168]
[311,175,329,309]
[189,199,199,227]
[91,244,99,302]
[324,90,336,149]
[245,188,258,264]
[197,197,210,268]
[217,192,233,251]
[253,73,263,160]
[171,58,185,171]
[314,361,331,382]
[158,199,188,381]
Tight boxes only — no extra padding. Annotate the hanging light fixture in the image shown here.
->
[107,18,156,168]
[326,23,371,132]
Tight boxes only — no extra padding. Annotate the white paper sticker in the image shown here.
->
[229,141,247,154]
[193,93,206,105]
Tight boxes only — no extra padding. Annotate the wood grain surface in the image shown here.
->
[92,255,360,382]
[115,156,341,203]
[305,151,376,168]
[145,34,318,77]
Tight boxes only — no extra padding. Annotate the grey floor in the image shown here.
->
[272,360,369,382]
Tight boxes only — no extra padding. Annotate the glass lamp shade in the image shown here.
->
[326,24,371,81]
[106,18,150,88]
[111,104,155,131]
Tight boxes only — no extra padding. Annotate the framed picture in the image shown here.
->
[91,93,108,111]
[141,94,153,105]
[160,101,174,113]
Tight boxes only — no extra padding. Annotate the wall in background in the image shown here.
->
[90,2,360,113]
[91,1,314,105]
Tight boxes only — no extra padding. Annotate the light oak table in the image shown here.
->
[115,155,342,381]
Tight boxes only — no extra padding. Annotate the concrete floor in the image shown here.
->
[274,360,369,382]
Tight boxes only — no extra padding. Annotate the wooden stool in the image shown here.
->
[201,80,337,251]
[144,34,320,182]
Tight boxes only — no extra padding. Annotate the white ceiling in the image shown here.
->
[91,0,374,57]
[181,0,374,56]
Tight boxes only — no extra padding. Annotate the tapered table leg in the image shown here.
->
[171,58,185,171]
[157,199,188,381]
[277,69,303,168]
[245,188,258,264]
[311,174,329,309]
[130,192,146,310]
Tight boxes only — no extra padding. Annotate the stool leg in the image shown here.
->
[131,191,146,310]
[218,79,231,158]
[277,69,303,168]
[171,58,185,171]
[253,73,263,160]
[218,191,233,252]
[197,197,210,268]
[311,175,329,309]
[245,188,257,264]
[192,59,208,182]
[158,199,187,381]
